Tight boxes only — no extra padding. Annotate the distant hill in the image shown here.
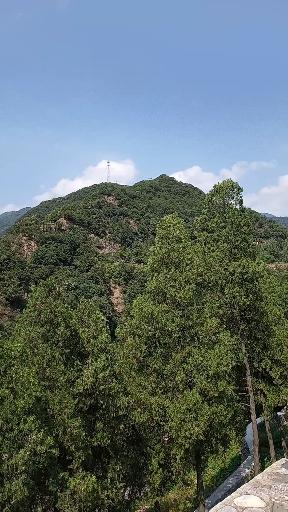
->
[0,207,31,237]
[1,176,288,511]
[262,213,275,219]
[261,213,288,228]
[0,175,205,324]
[0,175,288,327]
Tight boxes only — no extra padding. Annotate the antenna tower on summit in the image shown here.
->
[107,161,111,182]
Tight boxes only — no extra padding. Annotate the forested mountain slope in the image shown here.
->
[22,174,205,229]
[0,175,288,329]
[1,177,288,511]
[262,212,288,228]
[0,176,205,328]
[0,206,31,236]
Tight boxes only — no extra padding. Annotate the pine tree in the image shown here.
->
[255,273,288,461]
[0,278,138,510]
[118,214,244,511]
[194,179,283,476]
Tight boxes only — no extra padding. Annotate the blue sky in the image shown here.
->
[1,0,288,214]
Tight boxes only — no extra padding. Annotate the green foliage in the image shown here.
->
[0,176,205,332]
[258,419,288,470]
[195,180,256,261]
[0,176,288,510]
[141,437,241,512]
[0,207,31,236]
[0,279,143,510]
[194,182,270,369]
[254,274,288,413]
[194,179,288,474]
[117,214,245,507]
[0,176,287,334]
[250,210,288,242]
[257,238,288,263]
[261,213,288,229]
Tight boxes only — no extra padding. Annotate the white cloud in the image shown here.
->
[248,160,277,171]
[0,204,21,214]
[3,158,285,218]
[170,160,277,193]
[244,174,288,216]
[34,159,138,204]
[170,166,220,193]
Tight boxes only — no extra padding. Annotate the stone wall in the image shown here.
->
[205,415,286,510]
[209,459,288,512]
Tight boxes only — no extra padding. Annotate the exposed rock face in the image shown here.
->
[97,237,120,255]
[110,282,125,313]
[267,263,288,271]
[104,195,119,206]
[125,218,138,231]
[210,459,288,512]
[13,236,37,259]
[57,217,71,229]
[22,238,37,259]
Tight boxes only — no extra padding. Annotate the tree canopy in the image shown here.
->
[0,176,287,511]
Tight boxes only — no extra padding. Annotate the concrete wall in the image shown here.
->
[209,459,288,512]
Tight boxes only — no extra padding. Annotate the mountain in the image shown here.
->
[261,212,288,228]
[0,175,205,325]
[1,175,288,510]
[0,207,31,237]
[262,213,275,218]
[0,175,288,327]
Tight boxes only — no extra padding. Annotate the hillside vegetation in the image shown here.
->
[1,175,288,327]
[0,176,288,511]
[0,206,31,236]
[262,212,288,229]
[0,176,205,327]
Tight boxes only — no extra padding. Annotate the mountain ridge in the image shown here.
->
[261,212,288,228]
[0,175,205,326]
[0,207,31,237]
[1,183,288,237]
[0,175,287,330]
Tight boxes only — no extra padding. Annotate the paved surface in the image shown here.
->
[206,414,284,509]
[205,420,263,510]
[209,459,288,512]
[245,419,263,455]
[205,456,254,510]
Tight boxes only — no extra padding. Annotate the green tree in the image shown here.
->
[118,214,244,511]
[254,273,288,461]
[194,179,283,476]
[0,278,140,510]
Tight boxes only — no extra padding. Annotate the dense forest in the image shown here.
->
[262,213,288,229]
[0,207,31,237]
[0,175,288,511]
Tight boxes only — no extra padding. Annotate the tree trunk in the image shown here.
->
[154,500,161,511]
[261,395,276,464]
[275,412,288,459]
[263,410,276,463]
[240,338,260,476]
[195,449,205,512]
